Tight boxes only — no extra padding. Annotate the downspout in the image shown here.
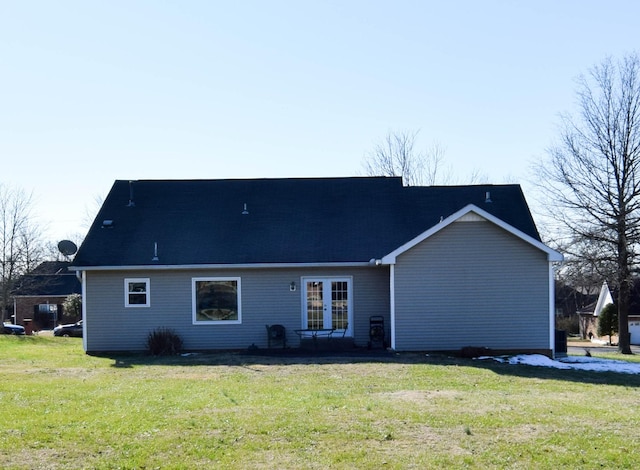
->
[389,264,396,350]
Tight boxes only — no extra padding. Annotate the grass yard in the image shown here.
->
[1,336,640,469]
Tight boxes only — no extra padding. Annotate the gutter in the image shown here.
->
[69,261,380,272]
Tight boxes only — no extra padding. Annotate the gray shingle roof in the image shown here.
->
[72,177,540,267]
[12,261,82,296]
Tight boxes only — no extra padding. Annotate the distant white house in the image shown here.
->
[578,281,640,345]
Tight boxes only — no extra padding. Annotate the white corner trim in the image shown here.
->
[81,270,87,353]
[549,262,556,357]
[381,204,563,264]
[389,264,396,350]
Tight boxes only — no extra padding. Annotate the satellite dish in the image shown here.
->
[57,240,78,256]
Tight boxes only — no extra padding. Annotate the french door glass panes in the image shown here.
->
[304,278,351,334]
[306,281,324,330]
[331,280,349,330]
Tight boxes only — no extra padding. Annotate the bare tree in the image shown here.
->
[83,194,104,230]
[362,129,486,185]
[0,183,44,323]
[362,130,430,186]
[537,53,640,354]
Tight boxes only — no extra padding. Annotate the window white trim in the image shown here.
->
[124,278,150,308]
[192,277,242,325]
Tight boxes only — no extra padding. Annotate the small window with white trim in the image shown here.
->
[125,278,150,307]
[192,277,241,324]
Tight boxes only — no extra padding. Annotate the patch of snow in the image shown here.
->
[476,354,640,374]
[589,338,608,345]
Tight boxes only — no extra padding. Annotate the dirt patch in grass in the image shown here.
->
[380,389,462,403]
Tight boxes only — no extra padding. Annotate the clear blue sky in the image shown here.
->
[1,0,639,242]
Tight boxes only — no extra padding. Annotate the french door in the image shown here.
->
[303,278,352,335]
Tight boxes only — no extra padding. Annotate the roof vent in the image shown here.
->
[485,191,492,203]
[151,242,159,262]
[242,203,249,215]
[127,180,135,207]
[102,219,114,228]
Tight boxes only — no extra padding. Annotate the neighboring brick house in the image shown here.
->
[12,261,82,331]
[555,281,598,318]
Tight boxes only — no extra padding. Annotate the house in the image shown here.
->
[11,261,82,331]
[69,177,563,356]
[579,280,640,345]
[555,281,598,318]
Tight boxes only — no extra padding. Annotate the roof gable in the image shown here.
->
[381,204,563,263]
[72,177,550,268]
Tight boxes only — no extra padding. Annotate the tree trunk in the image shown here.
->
[617,229,632,354]
[617,287,632,353]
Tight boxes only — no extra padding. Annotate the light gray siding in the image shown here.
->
[393,221,551,352]
[84,266,389,352]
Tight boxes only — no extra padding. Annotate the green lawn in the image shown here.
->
[1,336,639,469]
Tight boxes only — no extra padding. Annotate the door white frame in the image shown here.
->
[301,276,353,336]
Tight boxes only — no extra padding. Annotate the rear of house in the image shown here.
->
[71,177,562,356]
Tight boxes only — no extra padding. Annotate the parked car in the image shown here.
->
[2,323,26,335]
[53,320,83,337]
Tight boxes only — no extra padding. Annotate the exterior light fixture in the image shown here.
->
[290,281,296,292]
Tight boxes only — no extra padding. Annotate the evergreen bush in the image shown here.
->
[147,328,183,355]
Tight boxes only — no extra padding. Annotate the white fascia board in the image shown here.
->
[69,261,373,272]
[381,204,564,264]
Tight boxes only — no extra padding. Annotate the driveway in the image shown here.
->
[567,340,640,355]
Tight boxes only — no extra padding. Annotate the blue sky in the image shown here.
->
[1,0,639,242]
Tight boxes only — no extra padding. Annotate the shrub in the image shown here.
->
[598,303,618,344]
[147,328,183,356]
[556,314,580,335]
[63,294,82,318]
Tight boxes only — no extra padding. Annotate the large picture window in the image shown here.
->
[192,277,241,324]
[125,278,150,307]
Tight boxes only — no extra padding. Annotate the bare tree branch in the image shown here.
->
[535,52,640,354]
[362,130,486,186]
[0,183,45,323]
